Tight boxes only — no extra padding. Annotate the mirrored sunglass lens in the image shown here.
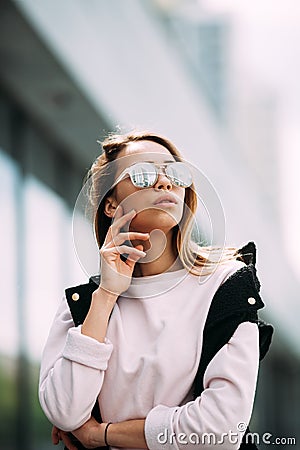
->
[130,163,157,187]
[166,163,192,187]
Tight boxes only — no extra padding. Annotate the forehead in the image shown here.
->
[117,140,175,167]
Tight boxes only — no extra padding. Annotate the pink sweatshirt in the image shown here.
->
[39,259,259,450]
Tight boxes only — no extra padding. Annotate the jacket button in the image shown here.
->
[72,292,80,301]
[248,297,256,305]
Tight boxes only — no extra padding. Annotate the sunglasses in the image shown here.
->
[113,161,193,189]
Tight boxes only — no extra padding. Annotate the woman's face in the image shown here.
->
[105,140,186,234]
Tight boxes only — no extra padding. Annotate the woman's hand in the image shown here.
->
[51,417,106,449]
[97,206,149,296]
[51,416,148,449]
[71,417,106,448]
[51,425,79,450]
[82,206,148,341]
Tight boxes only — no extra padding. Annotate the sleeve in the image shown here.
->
[38,295,113,431]
[144,321,259,450]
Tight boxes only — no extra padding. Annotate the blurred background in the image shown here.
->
[0,0,299,449]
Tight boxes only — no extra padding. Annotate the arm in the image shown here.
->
[76,418,148,449]
[73,321,258,449]
[103,419,147,449]
[143,321,259,450]
[40,208,149,432]
[38,291,114,431]
[52,417,148,449]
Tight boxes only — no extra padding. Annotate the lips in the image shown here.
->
[153,194,178,205]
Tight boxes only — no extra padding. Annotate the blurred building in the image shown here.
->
[157,6,230,120]
[0,0,299,449]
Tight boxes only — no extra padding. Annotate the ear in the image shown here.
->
[103,195,118,218]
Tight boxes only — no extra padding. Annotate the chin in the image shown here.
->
[129,209,179,233]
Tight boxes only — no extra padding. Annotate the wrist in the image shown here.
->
[91,422,106,448]
[92,286,118,311]
[104,422,113,447]
[103,420,147,448]
[82,285,117,342]
[96,285,119,302]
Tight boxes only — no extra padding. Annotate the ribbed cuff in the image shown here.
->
[63,325,113,370]
[145,404,178,450]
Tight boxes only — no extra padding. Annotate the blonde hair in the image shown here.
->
[85,130,244,276]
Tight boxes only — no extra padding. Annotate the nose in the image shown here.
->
[153,171,172,191]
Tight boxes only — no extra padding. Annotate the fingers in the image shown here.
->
[115,245,146,259]
[100,206,150,277]
[107,231,150,247]
[104,208,137,244]
[112,205,135,228]
[59,432,79,450]
[100,245,146,262]
[125,244,146,269]
[51,426,60,445]
[112,208,136,235]
[51,426,78,450]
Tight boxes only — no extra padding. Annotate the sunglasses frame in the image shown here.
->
[112,161,193,189]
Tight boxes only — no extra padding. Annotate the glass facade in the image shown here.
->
[0,92,88,450]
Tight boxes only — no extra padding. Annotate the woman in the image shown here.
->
[39,131,264,449]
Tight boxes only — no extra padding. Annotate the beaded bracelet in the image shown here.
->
[104,422,112,447]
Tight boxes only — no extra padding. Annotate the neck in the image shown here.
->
[132,229,183,277]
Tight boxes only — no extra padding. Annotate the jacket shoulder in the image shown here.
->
[207,263,264,326]
[234,240,257,266]
[64,275,99,326]
[207,240,262,320]
[205,240,274,360]
[193,243,274,397]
